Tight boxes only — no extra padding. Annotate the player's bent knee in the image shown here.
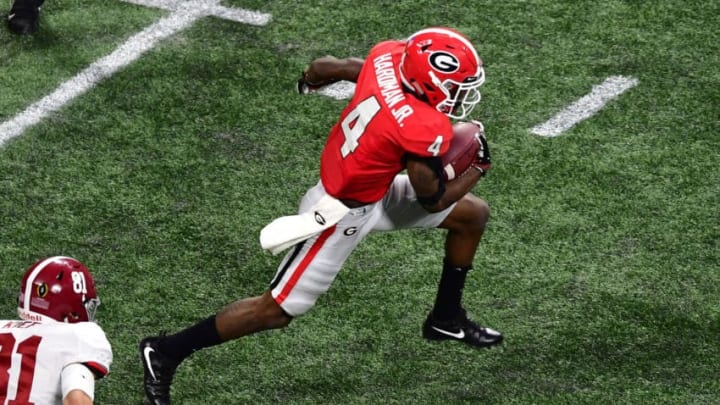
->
[468,195,490,228]
[267,305,293,329]
[444,194,490,233]
[267,312,292,329]
[464,200,489,236]
[260,292,293,329]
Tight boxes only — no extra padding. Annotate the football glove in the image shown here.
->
[469,121,491,176]
[296,71,338,94]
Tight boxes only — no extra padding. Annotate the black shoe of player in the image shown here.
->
[140,336,181,405]
[7,0,41,35]
[423,309,503,348]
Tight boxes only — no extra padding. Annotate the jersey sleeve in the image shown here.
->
[395,113,453,158]
[69,322,113,378]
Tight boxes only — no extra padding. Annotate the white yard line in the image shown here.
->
[531,76,639,137]
[0,5,636,148]
[313,77,639,139]
[120,0,270,24]
[0,0,270,147]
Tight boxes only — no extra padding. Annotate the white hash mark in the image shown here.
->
[531,75,639,137]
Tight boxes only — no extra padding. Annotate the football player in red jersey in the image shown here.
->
[140,27,501,405]
[1,256,112,405]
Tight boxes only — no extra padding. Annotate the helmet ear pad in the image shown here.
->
[399,27,485,119]
[18,256,100,323]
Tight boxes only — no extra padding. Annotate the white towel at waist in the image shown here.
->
[260,195,350,255]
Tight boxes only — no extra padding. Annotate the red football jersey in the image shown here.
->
[320,40,453,203]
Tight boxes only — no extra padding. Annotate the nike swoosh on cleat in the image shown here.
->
[431,326,465,339]
[143,346,157,381]
[8,14,15,20]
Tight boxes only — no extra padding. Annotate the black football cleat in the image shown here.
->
[423,309,503,348]
[7,0,41,35]
[140,336,181,405]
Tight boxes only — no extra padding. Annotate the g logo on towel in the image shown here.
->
[314,211,326,225]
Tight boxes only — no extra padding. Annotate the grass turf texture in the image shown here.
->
[1,0,719,403]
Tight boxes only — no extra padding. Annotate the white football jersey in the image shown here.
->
[0,320,112,405]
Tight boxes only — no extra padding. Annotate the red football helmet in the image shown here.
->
[399,27,485,119]
[17,256,100,323]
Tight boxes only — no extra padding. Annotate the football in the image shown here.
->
[441,121,482,180]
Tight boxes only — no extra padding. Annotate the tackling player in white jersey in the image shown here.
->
[0,256,113,405]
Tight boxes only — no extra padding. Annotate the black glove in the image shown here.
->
[469,121,491,176]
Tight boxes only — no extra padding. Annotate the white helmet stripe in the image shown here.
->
[22,256,71,312]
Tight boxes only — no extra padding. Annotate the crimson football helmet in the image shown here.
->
[17,256,100,323]
[399,27,485,120]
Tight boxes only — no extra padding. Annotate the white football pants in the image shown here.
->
[269,175,454,316]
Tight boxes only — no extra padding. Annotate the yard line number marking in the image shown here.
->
[0,0,271,147]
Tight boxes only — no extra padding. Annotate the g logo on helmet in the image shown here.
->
[428,51,459,73]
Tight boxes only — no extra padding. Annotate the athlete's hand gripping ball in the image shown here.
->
[469,120,491,176]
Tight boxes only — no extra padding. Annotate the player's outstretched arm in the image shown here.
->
[297,56,365,93]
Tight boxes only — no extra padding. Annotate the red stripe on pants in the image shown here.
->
[276,225,337,305]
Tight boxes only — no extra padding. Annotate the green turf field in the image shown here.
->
[1,0,718,404]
